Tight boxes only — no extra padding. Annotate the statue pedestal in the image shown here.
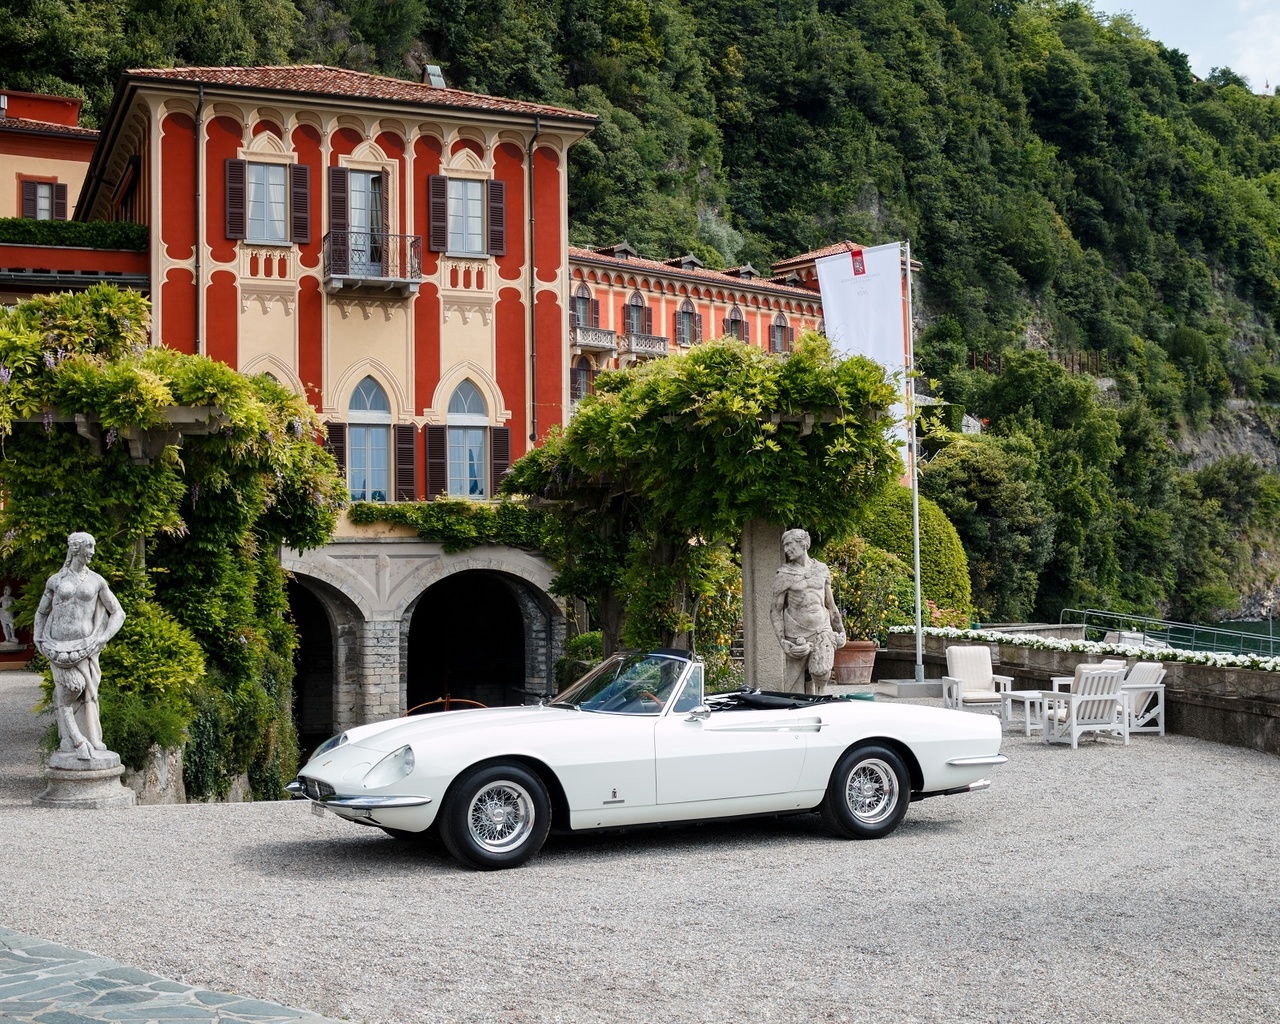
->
[34,750,136,809]
[0,641,27,653]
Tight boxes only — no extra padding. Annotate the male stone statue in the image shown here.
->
[33,532,126,761]
[0,585,16,644]
[770,527,846,694]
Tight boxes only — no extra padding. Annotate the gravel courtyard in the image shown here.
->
[3,669,1279,1024]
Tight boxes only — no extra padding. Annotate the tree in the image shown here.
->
[0,286,346,796]
[503,335,899,653]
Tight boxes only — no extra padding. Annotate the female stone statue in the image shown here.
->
[33,532,126,760]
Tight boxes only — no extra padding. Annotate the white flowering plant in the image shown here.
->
[889,625,1280,673]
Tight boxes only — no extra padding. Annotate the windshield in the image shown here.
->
[552,653,691,716]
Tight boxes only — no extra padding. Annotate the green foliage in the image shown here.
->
[347,498,551,552]
[0,218,148,251]
[856,485,973,616]
[919,433,1054,622]
[504,336,899,651]
[554,629,603,690]
[0,288,344,799]
[819,536,914,647]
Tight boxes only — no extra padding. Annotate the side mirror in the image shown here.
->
[685,705,711,721]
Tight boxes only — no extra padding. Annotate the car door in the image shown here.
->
[654,680,812,806]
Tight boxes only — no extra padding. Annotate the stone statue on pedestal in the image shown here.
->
[0,585,17,645]
[770,528,846,695]
[33,532,126,762]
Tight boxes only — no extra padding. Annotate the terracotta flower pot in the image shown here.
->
[832,640,879,686]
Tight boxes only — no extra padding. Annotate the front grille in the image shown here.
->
[299,776,335,801]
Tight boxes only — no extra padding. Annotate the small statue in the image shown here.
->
[33,533,126,761]
[0,585,16,644]
[770,528,846,694]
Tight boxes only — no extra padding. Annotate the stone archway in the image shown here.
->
[406,571,526,707]
[286,574,363,757]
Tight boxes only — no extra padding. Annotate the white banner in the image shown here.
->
[816,241,910,445]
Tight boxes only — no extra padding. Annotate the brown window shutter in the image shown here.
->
[695,314,703,342]
[743,320,750,344]
[20,180,38,219]
[490,427,511,494]
[328,167,349,275]
[324,422,347,477]
[428,174,448,252]
[788,327,795,349]
[379,173,391,276]
[590,299,600,328]
[570,303,580,327]
[394,423,418,501]
[52,183,68,221]
[426,424,448,498]
[673,310,684,346]
[225,159,246,239]
[722,318,730,337]
[487,179,505,256]
[643,306,652,334]
[290,164,310,244]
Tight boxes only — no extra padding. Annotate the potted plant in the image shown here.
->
[821,536,915,685]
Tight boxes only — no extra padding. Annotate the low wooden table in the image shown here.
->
[1001,689,1045,736]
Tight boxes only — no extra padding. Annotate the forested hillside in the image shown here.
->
[4,0,1280,623]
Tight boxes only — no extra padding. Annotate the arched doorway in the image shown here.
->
[288,578,336,758]
[408,571,525,708]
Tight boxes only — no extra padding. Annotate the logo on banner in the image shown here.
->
[851,251,866,276]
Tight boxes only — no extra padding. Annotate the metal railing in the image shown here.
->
[323,231,421,288]
[1059,608,1280,658]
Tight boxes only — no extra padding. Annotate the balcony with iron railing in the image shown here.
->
[323,231,422,295]
[620,331,669,359]
[571,324,618,354]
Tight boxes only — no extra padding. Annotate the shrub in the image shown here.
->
[0,217,148,250]
[856,484,973,614]
[820,536,915,647]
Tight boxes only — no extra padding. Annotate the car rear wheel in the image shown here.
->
[439,762,551,870]
[821,744,910,840]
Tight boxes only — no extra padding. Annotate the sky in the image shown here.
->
[1093,0,1279,92]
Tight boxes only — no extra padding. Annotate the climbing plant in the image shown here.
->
[0,285,346,796]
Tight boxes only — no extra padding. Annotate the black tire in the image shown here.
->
[438,762,551,870]
[820,744,910,840]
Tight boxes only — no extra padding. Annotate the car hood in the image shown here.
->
[324,704,568,756]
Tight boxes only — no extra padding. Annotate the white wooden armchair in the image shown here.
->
[1042,664,1129,748]
[941,645,1012,711]
[1120,661,1167,736]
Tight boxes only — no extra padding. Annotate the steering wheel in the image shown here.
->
[641,690,665,711]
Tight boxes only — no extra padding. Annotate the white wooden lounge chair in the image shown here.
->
[1048,658,1127,692]
[941,645,1012,712]
[1041,664,1128,748]
[1120,661,1166,736]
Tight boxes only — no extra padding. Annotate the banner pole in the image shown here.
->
[905,242,924,683]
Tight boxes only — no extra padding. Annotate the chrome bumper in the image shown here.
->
[946,754,1010,767]
[286,779,432,810]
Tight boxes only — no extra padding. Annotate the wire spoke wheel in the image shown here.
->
[844,758,898,825]
[466,780,536,854]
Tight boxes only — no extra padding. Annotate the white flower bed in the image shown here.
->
[889,625,1280,673]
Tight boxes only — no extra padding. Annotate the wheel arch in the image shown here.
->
[441,754,570,831]
[837,737,923,792]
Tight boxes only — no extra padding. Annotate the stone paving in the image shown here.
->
[0,927,345,1024]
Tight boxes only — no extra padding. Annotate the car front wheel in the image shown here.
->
[439,762,551,870]
[821,744,910,840]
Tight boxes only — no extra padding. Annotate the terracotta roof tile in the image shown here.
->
[0,116,98,139]
[769,239,863,271]
[569,246,824,304]
[127,66,598,123]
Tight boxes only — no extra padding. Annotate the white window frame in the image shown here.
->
[447,178,485,256]
[348,376,392,503]
[447,381,490,498]
[246,162,288,244]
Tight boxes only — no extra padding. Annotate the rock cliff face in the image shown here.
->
[1177,403,1280,620]
[1175,402,1280,472]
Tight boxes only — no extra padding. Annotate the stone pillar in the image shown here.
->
[334,617,402,730]
[741,517,784,691]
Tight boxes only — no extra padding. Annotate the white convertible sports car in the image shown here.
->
[290,649,1008,870]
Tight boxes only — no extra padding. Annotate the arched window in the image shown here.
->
[770,312,793,354]
[674,298,700,347]
[348,376,391,501]
[623,289,651,336]
[723,304,747,342]
[448,380,489,497]
[570,356,594,403]
[571,283,597,328]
